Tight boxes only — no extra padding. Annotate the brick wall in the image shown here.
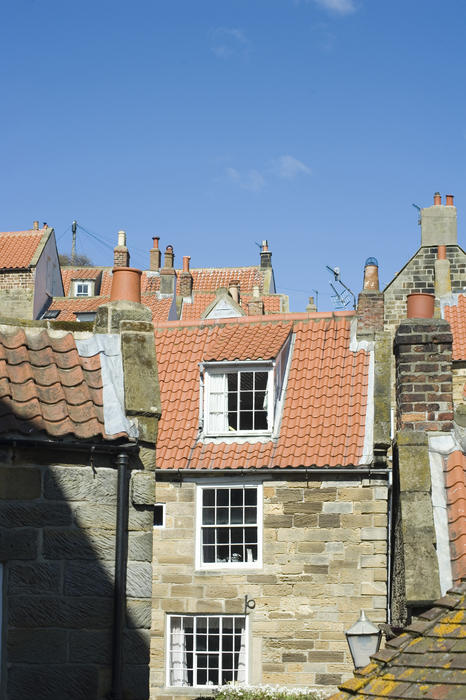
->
[151,475,388,698]
[357,290,384,338]
[0,446,154,700]
[394,318,453,432]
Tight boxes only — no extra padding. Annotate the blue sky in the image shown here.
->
[1,0,465,310]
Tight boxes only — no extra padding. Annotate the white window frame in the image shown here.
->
[73,281,93,297]
[195,482,263,570]
[203,363,274,437]
[166,614,248,688]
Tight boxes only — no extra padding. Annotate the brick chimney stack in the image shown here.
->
[114,230,130,268]
[306,296,317,312]
[160,245,176,296]
[260,240,272,269]
[394,317,453,432]
[420,192,457,247]
[357,257,384,339]
[248,285,264,315]
[150,236,161,271]
[179,256,193,298]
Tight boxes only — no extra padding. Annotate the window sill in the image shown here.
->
[195,565,262,574]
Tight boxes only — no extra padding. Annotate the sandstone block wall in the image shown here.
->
[0,270,35,320]
[151,476,388,699]
[0,446,154,700]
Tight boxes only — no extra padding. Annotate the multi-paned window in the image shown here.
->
[73,281,93,297]
[197,485,261,568]
[204,365,273,436]
[167,615,247,687]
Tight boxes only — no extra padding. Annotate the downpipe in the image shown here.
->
[110,452,130,700]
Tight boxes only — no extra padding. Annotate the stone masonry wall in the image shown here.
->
[0,446,154,700]
[384,245,466,333]
[0,270,35,320]
[151,475,388,699]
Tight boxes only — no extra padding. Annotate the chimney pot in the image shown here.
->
[163,245,174,269]
[110,267,142,303]
[406,293,435,319]
[33,220,39,230]
[438,245,447,260]
[363,257,379,291]
[117,230,126,247]
[446,194,454,206]
[182,256,190,273]
[228,280,240,304]
[152,236,160,249]
[434,192,442,206]
[43,222,47,228]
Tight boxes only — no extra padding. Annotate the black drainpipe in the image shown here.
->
[110,452,130,700]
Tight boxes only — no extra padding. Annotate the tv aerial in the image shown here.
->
[326,265,356,310]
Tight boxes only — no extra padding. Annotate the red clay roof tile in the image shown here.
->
[445,451,466,584]
[443,295,466,361]
[154,312,369,470]
[0,229,46,269]
[0,327,123,441]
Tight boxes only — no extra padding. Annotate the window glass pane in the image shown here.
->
[245,489,257,506]
[254,391,267,410]
[254,411,268,431]
[245,527,257,543]
[231,528,244,544]
[240,372,253,390]
[203,508,215,525]
[245,507,257,524]
[240,391,253,410]
[230,489,243,506]
[203,489,215,506]
[217,545,229,562]
[217,490,229,506]
[239,412,253,431]
[217,508,229,525]
[227,373,238,391]
[202,529,215,544]
[255,372,268,390]
[153,504,164,527]
[231,507,243,524]
[203,545,215,563]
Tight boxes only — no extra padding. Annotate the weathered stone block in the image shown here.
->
[127,562,153,598]
[126,599,152,629]
[8,562,61,594]
[0,528,38,560]
[8,596,113,628]
[128,531,153,562]
[44,467,117,504]
[7,629,68,663]
[43,529,116,560]
[64,561,114,596]
[69,630,111,664]
[7,665,99,700]
[0,467,41,499]
[0,502,70,528]
[131,471,155,506]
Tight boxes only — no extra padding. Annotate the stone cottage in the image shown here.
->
[0,276,160,699]
[150,308,391,697]
[0,222,63,320]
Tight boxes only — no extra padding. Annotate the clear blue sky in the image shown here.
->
[2,0,465,310]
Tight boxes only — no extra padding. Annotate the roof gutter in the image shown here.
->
[155,466,390,479]
[0,436,139,455]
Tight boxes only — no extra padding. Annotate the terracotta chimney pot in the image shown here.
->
[228,280,240,304]
[110,267,142,303]
[437,245,447,260]
[152,236,160,249]
[182,256,190,273]
[446,194,454,206]
[406,293,435,319]
[433,192,442,206]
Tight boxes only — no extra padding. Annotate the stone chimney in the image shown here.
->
[357,257,384,338]
[394,317,453,432]
[160,245,176,296]
[434,245,452,298]
[114,230,130,268]
[228,280,240,304]
[420,193,457,247]
[33,220,39,230]
[179,256,193,298]
[248,285,264,315]
[306,296,317,312]
[260,240,272,269]
[150,236,161,271]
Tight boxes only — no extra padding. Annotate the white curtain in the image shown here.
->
[208,373,226,433]
[236,623,247,683]
[171,619,188,686]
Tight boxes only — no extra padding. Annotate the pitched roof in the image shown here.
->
[445,451,466,585]
[154,311,370,470]
[0,228,48,270]
[331,582,466,700]
[61,267,113,296]
[443,294,466,360]
[48,293,173,322]
[0,325,129,440]
[180,292,285,321]
[178,266,267,294]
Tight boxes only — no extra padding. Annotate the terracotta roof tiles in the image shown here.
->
[0,326,124,441]
[331,582,466,699]
[443,294,466,361]
[0,229,46,269]
[154,312,370,470]
[445,451,466,584]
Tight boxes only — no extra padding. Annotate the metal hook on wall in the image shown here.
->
[244,595,256,615]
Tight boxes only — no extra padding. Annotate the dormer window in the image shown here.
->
[73,281,94,297]
[201,334,292,438]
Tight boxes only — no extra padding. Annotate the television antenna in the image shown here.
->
[326,265,356,310]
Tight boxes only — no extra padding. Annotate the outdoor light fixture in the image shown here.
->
[345,610,382,669]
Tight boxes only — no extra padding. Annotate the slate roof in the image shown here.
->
[0,228,47,269]
[443,294,466,361]
[445,451,466,585]
[0,325,127,440]
[331,582,466,700]
[154,311,371,470]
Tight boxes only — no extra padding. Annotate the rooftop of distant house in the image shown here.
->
[0,222,52,270]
